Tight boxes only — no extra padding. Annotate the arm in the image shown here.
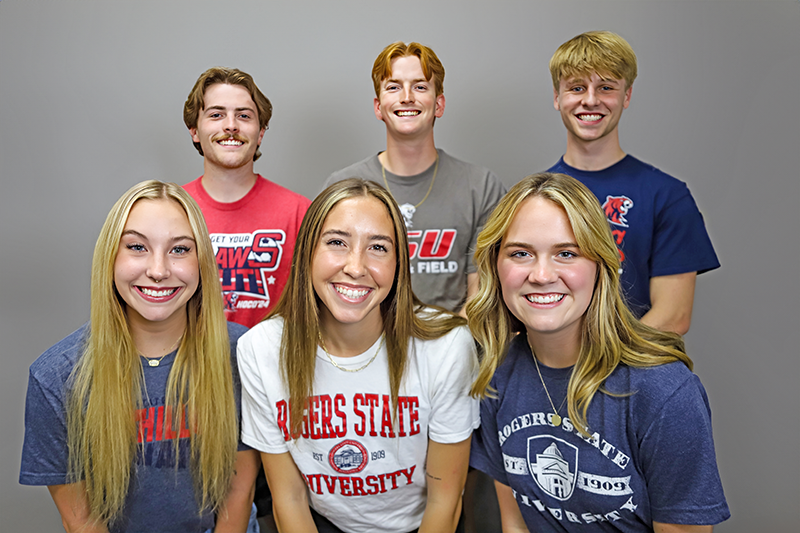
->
[47,483,110,533]
[458,272,479,318]
[261,452,317,533]
[653,523,712,533]
[494,481,529,533]
[214,449,259,533]
[640,272,696,335]
[418,437,471,533]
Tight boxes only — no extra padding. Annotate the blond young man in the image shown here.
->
[548,31,719,335]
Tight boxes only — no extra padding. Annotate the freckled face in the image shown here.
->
[497,196,598,345]
[114,199,199,331]
[312,197,397,334]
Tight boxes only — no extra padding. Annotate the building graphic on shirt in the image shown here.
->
[329,440,369,474]
[528,436,578,500]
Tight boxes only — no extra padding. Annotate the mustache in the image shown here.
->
[211,134,247,143]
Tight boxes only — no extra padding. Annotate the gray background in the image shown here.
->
[1,0,797,531]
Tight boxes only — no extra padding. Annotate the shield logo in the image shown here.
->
[527,435,578,501]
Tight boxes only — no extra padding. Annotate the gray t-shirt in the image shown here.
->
[326,149,506,311]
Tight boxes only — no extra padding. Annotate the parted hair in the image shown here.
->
[271,178,464,437]
[372,41,445,97]
[183,66,273,161]
[549,30,638,90]
[66,180,237,526]
[467,173,691,436]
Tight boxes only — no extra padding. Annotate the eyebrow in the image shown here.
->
[502,241,579,249]
[204,105,255,113]
[385,77,428,86]
[121,229,196,243]
[321,229,394,243]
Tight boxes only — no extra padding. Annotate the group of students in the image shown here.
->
[20,31,729,533]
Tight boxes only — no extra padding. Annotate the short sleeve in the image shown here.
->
[469,391,509,486]
[651,186,719,278]
[237,323,291,454]
[640,374,730,524]
[19,372,70,486]
[427,327,480,443]
[468,172,507,272]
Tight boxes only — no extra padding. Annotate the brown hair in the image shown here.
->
[372,41,445,97]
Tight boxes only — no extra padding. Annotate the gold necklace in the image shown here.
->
[142,335,183,367]
[528,339,568,426]
[381,154,438,209]
[319,332,385,373]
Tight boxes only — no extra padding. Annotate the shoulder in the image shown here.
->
[255,176,312,207]
[29,324,89,385]
[182,176,203,193]
[609,361,703,412]
[239,316,285,348]
[226,321,249,344]
[620,156,691,193]
[490,335,532,392]
[325,155,381,186]
[439,150,502,187]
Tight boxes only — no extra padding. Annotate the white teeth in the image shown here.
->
[141,287,177,297]
[526,294,564,304]
[218,139,243,146]
[396,110,420,116]
[579,114,602,121]
[335,285,369,299]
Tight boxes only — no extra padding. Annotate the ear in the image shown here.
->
[553,87,561,111]
[623,84,633,109]
[374,97,385,122]
[189,127,200,143]
[257,126,266,145]
[434,94,446,118]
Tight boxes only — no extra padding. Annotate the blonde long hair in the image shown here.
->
[271,178,464,437]
[66,180,237,525]
[468,173,691,436]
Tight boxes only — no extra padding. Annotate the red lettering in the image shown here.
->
[380,394,396,438]
[397,397,408,437]
[401,465,416,485]
[407,230,423,259]
[365,475,380,495]
[351,476,368,496]
[353,394,366,436]
[408,397,420,435]
[137,407,156,443]
[323,474,337,494]
[308,396,320,439]
[386,470,401,490]
[365,394,380,436]
[339,476,352,496]
[250,231,285,269]
[377,473,387,493]
[319,395,334,439]
[334,394,347,437]
[276,400,290,441]
[228,247,250,268]
[156,406,165,441]
[418,229,457,259]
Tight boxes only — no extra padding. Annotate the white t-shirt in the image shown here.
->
[238,315,479,533]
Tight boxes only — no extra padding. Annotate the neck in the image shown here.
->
[127,313,187,359]
[563,132,626,171]
[380,134,438,176]
[200,163,258,203]
[319,311,384,358]
[526,327,582,369]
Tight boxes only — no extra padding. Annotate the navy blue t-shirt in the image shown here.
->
[20,321,249,533]
[470,335,729,530]
[548,156,719,317]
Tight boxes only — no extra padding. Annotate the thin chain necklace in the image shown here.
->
[142,335,183,367]
[381,154,438,209]
[319,332,385,373]
[528,339,568,426]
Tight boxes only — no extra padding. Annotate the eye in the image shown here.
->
[126,243,146,252]
[557,250,578,259]
[414,84,427,91]
[326,239,345,247]
[238,113,252,119]
[209,112,223,118]
[370,243,389,253]
[385,84,400,92]
[569,86,585,93]
[509,250,531,259]
[172,245,192,255]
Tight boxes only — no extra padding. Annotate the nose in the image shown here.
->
[401,85,415,104]
[223,114,239,133]
[528,258,557,285]
[582,86,598,107]
[342,250,366,278]
[147,253,170,283]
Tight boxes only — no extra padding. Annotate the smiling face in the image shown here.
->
[554,71,632,146]
[190,83,266,171]
[497,196,598,353]
[374,55,445,140]
[114,199,199,333]
[312,196,397,336]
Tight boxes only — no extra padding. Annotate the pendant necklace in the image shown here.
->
[381,154,439,228]
[528,339,568,426]
[319,332,385,373]
[142,335,183,367]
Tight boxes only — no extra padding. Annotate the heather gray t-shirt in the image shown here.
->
[325,149,506,311]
